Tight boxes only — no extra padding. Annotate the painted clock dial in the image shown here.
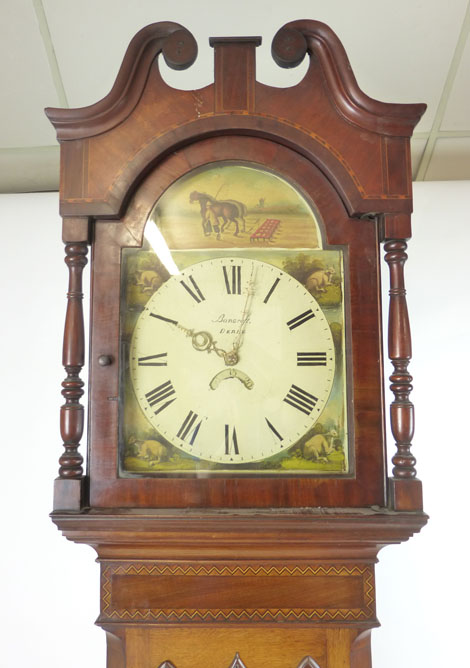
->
[130,257,335,464]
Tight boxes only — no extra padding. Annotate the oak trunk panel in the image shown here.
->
[101,561,375,624]
[111,574,365,611]
[118,626,366,668]
[102,626,372,668]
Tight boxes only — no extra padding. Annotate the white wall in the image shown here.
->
[375,181,470,666]
[1,182,468,667]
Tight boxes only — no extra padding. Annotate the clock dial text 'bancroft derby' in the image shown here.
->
[130,258,335,464]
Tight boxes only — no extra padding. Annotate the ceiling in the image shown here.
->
[2,0,469,193]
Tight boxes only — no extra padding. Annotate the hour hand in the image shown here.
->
[178,326,238,365]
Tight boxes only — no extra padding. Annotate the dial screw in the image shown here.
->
[98,354,113,367]
[224,350,239,366]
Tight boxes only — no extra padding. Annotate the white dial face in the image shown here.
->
[130,257,335,465]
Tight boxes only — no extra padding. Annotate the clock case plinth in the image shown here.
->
[47,20,427,668]
[52,508,426,668]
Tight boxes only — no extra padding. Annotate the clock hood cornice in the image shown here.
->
[45,21,426,220]
[45,20,426,142]
[44,22,198,140]
[272,21,427,137]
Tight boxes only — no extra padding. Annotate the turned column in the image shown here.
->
[382,213,422,511]
[54,218,90,510]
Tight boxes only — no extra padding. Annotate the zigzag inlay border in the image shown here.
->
[101,607,371,623]
[105,563,368,577]
[100,563,375,623]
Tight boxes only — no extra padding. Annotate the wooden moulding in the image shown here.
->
[271,21,426,136]
[46,21,425,220]
[50,510,426,666]
[45,23,198,140]
[51,509,426,653]
[50,509,428,561]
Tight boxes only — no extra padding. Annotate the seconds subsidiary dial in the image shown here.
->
[130,257,335,464]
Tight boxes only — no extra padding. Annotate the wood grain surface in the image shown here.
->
[48,19,427,668]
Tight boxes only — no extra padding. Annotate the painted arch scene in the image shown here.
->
[150,162,322,250]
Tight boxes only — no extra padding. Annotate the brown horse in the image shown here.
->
[189,191,247,237]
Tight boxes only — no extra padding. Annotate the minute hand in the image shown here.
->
[231,266,257,355]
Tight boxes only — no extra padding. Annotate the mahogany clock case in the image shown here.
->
[47,20,425,513]
[88,134,385,510]
[45,19,428,668]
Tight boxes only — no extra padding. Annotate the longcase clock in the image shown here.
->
[47,20,427,668]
